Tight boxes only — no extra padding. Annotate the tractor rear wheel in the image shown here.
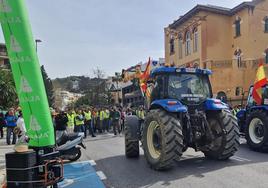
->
[203,109,239,160]
[143,109,183,170]
[125,116,140,158]
[246,110,268,152]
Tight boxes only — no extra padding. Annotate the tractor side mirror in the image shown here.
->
[235,87,240,96]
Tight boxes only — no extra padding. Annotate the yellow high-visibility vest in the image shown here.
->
[67,114,75,127]
[137,110,145,119]
[99,111,105,121]
[75,114,84,126]
[105,110,110,119]
[84,111,92,120]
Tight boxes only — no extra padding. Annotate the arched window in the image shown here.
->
[193,27,198,52]
[169,38,174,54]
[264,17,268,33]
[178,34,183,59]
[216,91,227,103]
[234,17,241,37]
[185,31,191,56]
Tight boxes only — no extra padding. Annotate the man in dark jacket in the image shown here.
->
[55,111,68,131]
[111,107,121,135]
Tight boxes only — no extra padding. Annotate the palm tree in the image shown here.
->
[0,69,18,109]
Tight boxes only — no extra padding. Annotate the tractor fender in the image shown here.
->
[205,99,229,111]
[125,115,140,140]
[249,105,268,112]
[150,99,187,113]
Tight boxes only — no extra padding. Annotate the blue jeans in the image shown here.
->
[74,125,83,133]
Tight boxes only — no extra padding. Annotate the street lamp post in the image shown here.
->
[35,39,42,52]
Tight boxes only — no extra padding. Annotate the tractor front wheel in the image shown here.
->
[143,109,183,170]
[246,110,268,152]
[203,109,240,160]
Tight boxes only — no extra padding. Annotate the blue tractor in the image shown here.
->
[125,67,239,170]
[236,85,268,152]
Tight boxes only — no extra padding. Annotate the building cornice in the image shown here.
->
[169,1,260,29]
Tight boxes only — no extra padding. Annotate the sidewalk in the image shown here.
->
[0,137,14,186]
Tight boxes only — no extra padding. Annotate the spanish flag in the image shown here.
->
[252,60,267,105]
[140,58,151,93]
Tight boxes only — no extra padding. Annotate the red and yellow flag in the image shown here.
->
[252,60,267,105]
[140,58,151,93]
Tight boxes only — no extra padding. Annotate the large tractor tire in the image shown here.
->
[245,110,268,152]
[203,109,239,160]
[142,109,183,170]
[125,116,140,158]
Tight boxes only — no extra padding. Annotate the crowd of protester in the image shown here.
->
[52,106,146,138]
[0,106,146,145]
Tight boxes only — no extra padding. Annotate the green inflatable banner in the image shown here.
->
[0,0,55,147]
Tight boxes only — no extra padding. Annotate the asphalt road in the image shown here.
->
[81,133,268,188]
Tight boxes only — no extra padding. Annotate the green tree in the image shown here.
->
[74,68,112,107]
[41,65,54,107]
[0,69,18,109]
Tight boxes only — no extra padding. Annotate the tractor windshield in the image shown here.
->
[168,73,211,103]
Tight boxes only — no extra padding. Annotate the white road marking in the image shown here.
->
[231,156,251,162]
[88,160,96,166]
[96,171,107,180]
[70,160,92,165]
[59,179,75,187]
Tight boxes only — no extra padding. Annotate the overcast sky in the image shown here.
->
[0,0,245,78]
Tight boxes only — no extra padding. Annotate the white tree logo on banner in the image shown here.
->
[20,76,33,93]
[0,0,11,13]
[30,115,41,131]
[10,35,22,52]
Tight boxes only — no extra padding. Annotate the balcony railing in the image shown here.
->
[210,59,264,69]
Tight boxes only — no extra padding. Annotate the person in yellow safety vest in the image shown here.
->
[104,109,110,132]
[92,108,97,133]
[84,108,96,137]
[137,107,145,120]
[74,109,84,133]
[99,108,105,133]
[96,109,100,132]
[67,110,75,134]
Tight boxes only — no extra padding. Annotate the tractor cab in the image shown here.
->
[245,85,268,108]
[150,67,213,109]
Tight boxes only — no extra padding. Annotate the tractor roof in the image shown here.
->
[151,66,212,77]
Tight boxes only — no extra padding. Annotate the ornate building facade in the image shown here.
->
[165,0,268,105]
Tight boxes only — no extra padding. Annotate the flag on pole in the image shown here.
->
[140,58,151,93]
[252,59,267,105]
